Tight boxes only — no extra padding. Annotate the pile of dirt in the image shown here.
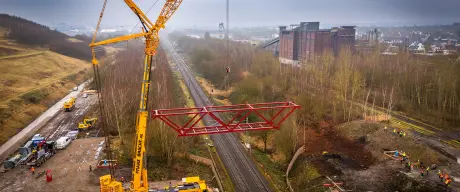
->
[302,126,375,169]
[337,121,442,165]
[335,120,460,191]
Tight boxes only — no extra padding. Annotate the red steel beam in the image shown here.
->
[151,101,300,136]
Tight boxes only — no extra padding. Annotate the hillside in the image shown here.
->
[0,16,97,145]
[0,14,105,60]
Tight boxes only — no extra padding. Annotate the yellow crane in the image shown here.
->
[89,0,183,191]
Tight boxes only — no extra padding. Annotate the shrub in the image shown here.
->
[65,74,77,81]
[21,90,48,104]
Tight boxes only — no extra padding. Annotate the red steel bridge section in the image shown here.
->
[152,101,300,136]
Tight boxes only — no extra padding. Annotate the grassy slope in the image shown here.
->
[0,38,91,145]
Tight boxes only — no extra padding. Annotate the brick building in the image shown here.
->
[278,22,355,65]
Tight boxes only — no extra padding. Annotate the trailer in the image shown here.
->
[18,141,33,164]
[26,141,56,167]
[3,154,22,170]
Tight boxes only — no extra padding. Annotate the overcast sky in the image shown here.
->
[1,0,459,29]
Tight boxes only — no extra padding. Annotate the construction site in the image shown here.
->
[0,0,460,192]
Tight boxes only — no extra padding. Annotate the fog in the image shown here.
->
[1,0,459,28]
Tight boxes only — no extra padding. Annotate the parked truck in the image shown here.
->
[3,140,34,171]
[65,130,79,140]
[26,141,56,167]
[63,97,76,112]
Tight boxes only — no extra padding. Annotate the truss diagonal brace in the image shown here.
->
[151,101,300,136]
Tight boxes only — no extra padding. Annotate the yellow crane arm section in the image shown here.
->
[89,32,148,47]
[89,0,183,192]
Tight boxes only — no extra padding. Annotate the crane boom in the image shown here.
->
[90,0,183,191]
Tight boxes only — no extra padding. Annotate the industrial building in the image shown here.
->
[278,22,356,65]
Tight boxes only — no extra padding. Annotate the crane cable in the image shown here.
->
[129,0,160,35]
[90,0,117,180]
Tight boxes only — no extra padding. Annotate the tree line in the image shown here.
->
[171,34,460,160]
[98,41,198,166]
[0,14,105,60]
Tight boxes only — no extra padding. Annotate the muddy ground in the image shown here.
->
[0,138,103,192]
[0,92,100,191]
[291,120,460,191]
[40,93,98,140]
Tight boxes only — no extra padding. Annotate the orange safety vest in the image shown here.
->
[31,167,35,172]
[445,179,451,184]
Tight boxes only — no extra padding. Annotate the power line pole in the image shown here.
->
[224,0,230,90]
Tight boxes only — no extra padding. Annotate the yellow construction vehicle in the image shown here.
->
[89,1,298,192]
[167,177,208,192]
[90,0,191,191]
[78,117,98,130]
[63,97,76,112]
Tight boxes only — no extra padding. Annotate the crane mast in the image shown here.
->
[89,0,183,191]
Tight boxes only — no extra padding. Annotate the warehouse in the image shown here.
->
[278,22,355,65]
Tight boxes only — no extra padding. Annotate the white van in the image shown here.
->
[56,136,72,149]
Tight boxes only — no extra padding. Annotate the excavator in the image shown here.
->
[90,1,299,192]
[78,117,98,131]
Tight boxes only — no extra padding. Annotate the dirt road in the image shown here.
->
[0,138,104,192]
[40,94,98,141]
[0,80,93,163]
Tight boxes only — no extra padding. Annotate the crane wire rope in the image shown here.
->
[129,0,160,35]
[90,0,162,182]
[90,0,116,179]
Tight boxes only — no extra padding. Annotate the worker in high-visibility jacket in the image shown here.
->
[444,174,450,182]
[445,177,452,186]
[30,166,35,175]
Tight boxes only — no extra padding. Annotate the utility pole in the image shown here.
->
[225,0,230,90]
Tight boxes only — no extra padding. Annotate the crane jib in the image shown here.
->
[90,0,184,191]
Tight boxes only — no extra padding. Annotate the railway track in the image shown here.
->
[162,39,272,192]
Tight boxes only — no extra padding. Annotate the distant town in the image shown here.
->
[53,21,460,66]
